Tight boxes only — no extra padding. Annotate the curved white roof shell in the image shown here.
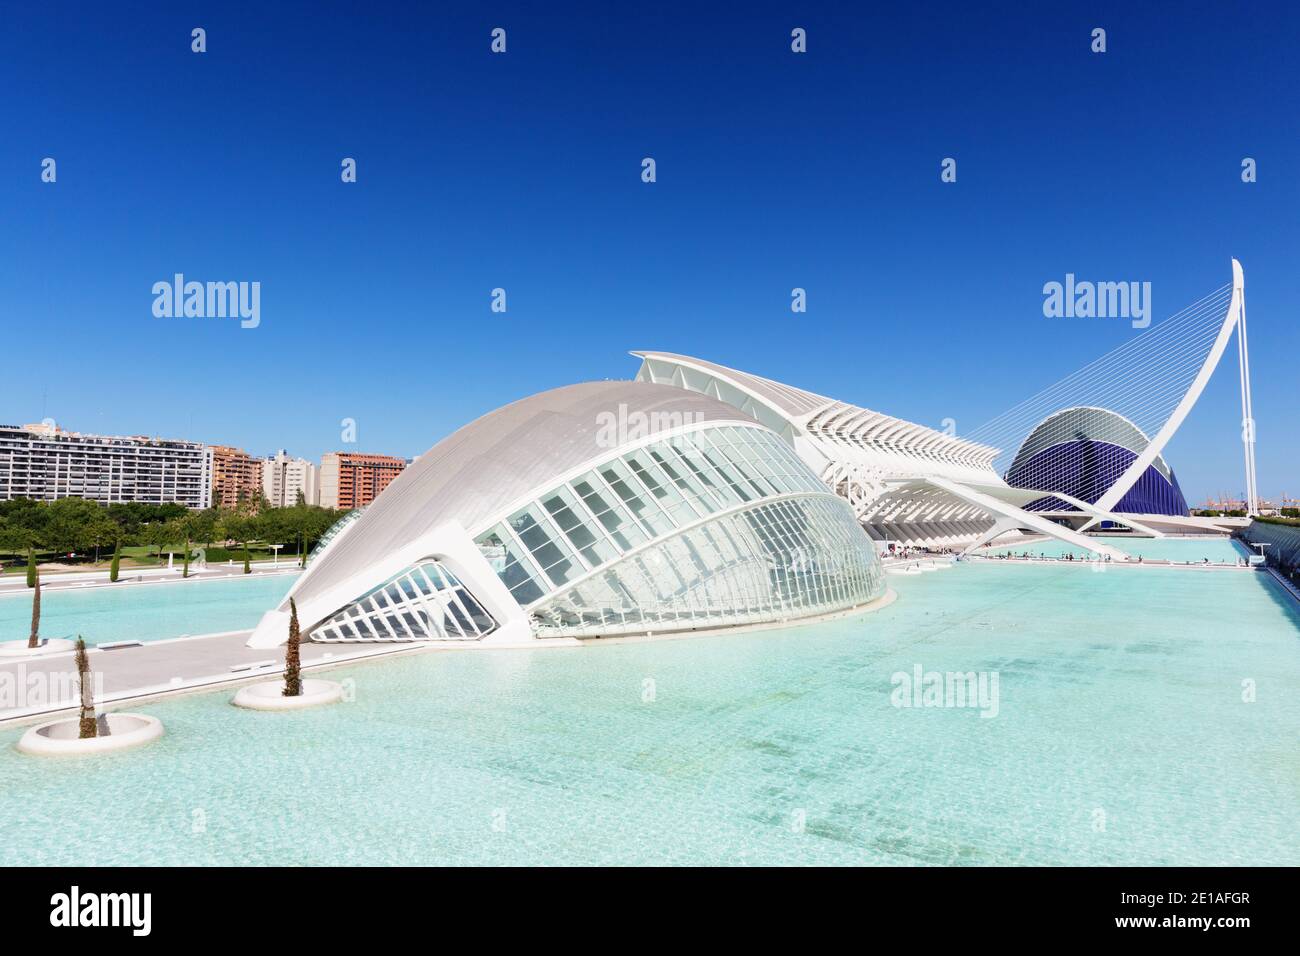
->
[250,380,887,647]
[292,380,759,608]
[632,351,1002,482]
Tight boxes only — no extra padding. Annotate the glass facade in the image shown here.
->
[473,424,884,638]
[311,560,496,642]
[531,495,883,637]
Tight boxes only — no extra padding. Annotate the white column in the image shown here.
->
[1237,282,1259,515]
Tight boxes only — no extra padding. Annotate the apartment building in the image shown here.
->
[318,452,405,510]
[210,444,262,510]
[0,422,213,508]
[262,449,319,508]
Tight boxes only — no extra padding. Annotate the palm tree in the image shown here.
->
[283,598,302,696]
[25,545,36,588]
[27,571,41,649]
[76,638,97,739]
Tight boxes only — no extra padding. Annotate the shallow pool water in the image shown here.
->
[2,553,1296,866]
[0,573,297,645]
[980,534,1248,563]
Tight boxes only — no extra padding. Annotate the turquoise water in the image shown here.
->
[0,574,297,644]
[981,534,1248,563]
[2,553,1297,866]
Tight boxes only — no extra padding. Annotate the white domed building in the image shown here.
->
[248,381,887,648]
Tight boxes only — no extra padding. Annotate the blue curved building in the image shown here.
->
[1006,407,1189,516]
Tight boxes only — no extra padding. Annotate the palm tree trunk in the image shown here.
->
[27,574,41,649]
[284,598,302,696]
[76,639,97,738]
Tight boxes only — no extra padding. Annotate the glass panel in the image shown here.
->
[573,472,648,551]
[668,441,735,508]
[540,488,585,533]
[598,458,672,535]
[476,525,546,605]
[693,437,753,503]
[543,486,619,566]
[508,504,584,586]
[649,446,716,514]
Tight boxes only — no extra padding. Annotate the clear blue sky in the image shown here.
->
[2,2,1296,504]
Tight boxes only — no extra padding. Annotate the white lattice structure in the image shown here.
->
[632,352,1132,557]
[635,260,1257,551]
[311,560,496,642]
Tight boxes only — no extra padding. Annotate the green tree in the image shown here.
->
[109,540,121,583]
[44,497,104,556]
[299,506,342,566]
[107,502,152,539]
[254,507,293,565]
[144,519,173,562]
[223,513,254,570]
[1,499,49,567]
[0,517,33,568]
[190,508,219,550]
[85,509,119,563]
[0,499,352,579]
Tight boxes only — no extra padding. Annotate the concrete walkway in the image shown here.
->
[1265,567,1300,606]
[0,561,299,597]
[0,631,430,725]
[966,554,1256,571]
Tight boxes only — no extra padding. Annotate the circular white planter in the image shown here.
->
[17,713,163,757]
[0,638,77,658]
[232,678,343,711]
[885,565,923,576]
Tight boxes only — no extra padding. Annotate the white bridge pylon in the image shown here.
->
[1081,259,1255,524]
[1236,262,1259,516]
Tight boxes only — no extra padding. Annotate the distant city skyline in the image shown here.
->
[4,3,1297,503]
[2,418,408,467]
[0,421,410,513]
